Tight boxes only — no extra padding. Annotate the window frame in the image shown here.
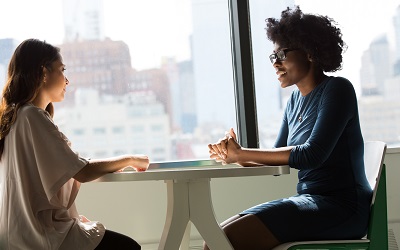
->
[229,0,259,148]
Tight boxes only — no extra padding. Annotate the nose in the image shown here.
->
[65,76,69,85]
[272,60,281,67]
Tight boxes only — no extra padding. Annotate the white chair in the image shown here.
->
[272,141,388,250]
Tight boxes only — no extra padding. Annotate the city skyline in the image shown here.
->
[1,0,400,155]
[0,1,398,79]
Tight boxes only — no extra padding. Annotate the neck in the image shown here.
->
[31,94,49,110]
[298,71,327,96]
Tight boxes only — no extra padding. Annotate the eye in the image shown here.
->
[276,50,286,59]
[62,67,66,72]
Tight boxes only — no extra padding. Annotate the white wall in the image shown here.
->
[76,149,400,246]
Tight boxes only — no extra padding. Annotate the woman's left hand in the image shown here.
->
[208,128,241,164]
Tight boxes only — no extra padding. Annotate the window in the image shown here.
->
[3,0,396,160]
[0,0,238,161]
[249,0,400,147]
[93,128,106,135]
[112,126,125,134]
[73,129,85,136]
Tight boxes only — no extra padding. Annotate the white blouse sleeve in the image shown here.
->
[18,106,88,204]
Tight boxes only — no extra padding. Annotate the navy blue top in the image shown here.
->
[275,76,371,196]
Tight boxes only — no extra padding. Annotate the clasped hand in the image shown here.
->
[208,128,241,164]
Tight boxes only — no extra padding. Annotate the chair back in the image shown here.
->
[364,141,386,207]
[364,141,388,250]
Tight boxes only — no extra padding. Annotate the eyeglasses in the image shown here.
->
[269,48,299,64]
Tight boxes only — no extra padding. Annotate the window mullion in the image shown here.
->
[228,0,259,148]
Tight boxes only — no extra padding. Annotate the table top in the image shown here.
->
[94,160,290,182]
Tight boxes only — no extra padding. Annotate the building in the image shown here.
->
[178,59,197,133]
[191,0,294,131]
[359,94,400,145]
[0,38,19,89]
[62,0,105,42]
[393,5,400,76]
[131,68,173,128]
[358,12,400,145]
[55,89,171,161]
[360,35,392,96]
[59,39,134,103]
[191,0,236,128]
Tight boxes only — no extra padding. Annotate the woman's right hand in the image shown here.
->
[131,154,150,172]
[208,128,241,164]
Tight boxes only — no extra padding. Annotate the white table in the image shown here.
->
[95,160,290,250]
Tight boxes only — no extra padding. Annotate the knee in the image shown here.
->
[223,225,242,249]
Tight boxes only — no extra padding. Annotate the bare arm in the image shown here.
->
[74,154,149,182]
[233,146,293,166]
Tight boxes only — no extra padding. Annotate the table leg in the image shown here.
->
[180,222,191,250]
[189,179,234,250]
[160,179,233,250]
[159,180,190,250]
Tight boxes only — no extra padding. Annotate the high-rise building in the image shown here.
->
[0,38,18,65]
[178,60,197,133]
[0,38,19,89]
[191,0,236,128]
[360,35,392,96]
[161,57,181,130]
[59,39,134,102]
[190,0,294,129]
[62,0,105,42]
[393,5,400,76]
[358,7,400,145]
[161,57,197,133]
[131,68,173,127]
[393,5,400,61]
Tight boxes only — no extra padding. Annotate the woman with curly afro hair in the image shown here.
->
[207,6,370,250]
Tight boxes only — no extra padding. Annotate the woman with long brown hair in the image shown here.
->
[0,39,149,250]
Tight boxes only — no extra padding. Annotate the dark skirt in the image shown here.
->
[239,190,371,243]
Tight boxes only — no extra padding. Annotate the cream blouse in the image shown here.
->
[0,104,105,249]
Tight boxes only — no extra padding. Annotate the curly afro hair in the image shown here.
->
[266,6,346,72]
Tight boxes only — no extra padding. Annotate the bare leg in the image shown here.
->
[203,214,280,250]
[203,215,241,250]
[224,214,280,250]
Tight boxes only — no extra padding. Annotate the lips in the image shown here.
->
[276,71,287,76]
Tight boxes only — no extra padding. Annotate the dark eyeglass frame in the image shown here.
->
[269,48,299,64]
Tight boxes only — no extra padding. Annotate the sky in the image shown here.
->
[0,0,399,88]
[0,0,192,70]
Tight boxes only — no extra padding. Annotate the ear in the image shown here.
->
[42,66,47,83]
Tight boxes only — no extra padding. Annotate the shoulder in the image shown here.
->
[17,104,55,128]
[325,76,355,90]
[321,76,356,97]
[19,104,51,118]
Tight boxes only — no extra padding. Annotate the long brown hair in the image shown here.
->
[0,39,60,157]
